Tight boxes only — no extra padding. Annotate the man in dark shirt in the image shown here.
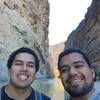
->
[0,47,51,100]
[1,86,50,100]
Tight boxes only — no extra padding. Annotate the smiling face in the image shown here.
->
[8,53,36,89]
[59,52,95,97]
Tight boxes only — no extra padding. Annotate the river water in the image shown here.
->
[32,78,64,100]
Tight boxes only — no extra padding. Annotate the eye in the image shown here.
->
[60,67,69,74]
[14,62,23,66]
[27,64,35,68]
[75,64,84,68]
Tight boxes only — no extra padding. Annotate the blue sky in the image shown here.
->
[49,0,92,45]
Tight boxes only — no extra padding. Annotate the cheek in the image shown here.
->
[85,71,94,82]
[29,69,36,75]
[60,74,68,82]
[8,70,16,81]
[9,68,15,76]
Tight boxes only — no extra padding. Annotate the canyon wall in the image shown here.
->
[0,0,50,81]
[65,0,100,77]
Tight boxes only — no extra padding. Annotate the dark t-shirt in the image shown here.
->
[1,86,51,100]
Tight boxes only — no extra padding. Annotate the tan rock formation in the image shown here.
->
[65,0,100,76]
[0,0,50,80]
[49,42,65,77]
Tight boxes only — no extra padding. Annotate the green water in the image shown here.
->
[32,78,64,100]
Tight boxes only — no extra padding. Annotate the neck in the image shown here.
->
[70,86,95,100]
[5,83,32,99]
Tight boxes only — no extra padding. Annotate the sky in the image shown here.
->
[49,0,92,45]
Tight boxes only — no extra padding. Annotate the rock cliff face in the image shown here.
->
[65,0,100,73]
[49,42,64,77]
[49,42,64,67]
[0,0,50,81]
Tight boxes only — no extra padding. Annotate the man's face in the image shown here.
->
[59,52,95,97]
[8,53,36,89]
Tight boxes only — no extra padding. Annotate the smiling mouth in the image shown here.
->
[71,79,81,83]
[69,77,84,84]
[18,74,29,81]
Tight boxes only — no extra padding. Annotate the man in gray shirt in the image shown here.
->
[58,48,100,100]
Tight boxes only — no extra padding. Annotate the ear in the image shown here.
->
[91,68,95,79]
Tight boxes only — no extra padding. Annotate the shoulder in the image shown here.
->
[95,82,100,98]
[0,86,10,100]
[0,85,5,93]
[88,82,100,100]
[95,82,100,90]
[34,90,51,100]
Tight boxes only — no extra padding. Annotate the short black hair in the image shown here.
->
[7,47,39,72]
[58,48,92,71]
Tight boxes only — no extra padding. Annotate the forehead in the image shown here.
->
[59,52,85,64]
[14,53,35,62]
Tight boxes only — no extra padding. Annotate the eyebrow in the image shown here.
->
[27,62,35,64]
[60,65,69,69]
[73,61,85,64]
[60,61,85,69]
[14,60,35,64]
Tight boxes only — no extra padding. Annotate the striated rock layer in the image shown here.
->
[65,0,100,75]
[0,0,50,81]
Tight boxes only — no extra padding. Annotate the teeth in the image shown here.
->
[72,79,80,82]
[18,75,28,81]
[71,77,82,81]
[70,78,81,83]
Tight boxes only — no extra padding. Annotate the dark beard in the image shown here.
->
[66,80,94,97]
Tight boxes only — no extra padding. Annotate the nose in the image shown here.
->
[21,64,28,71]
[69,66,78,75]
